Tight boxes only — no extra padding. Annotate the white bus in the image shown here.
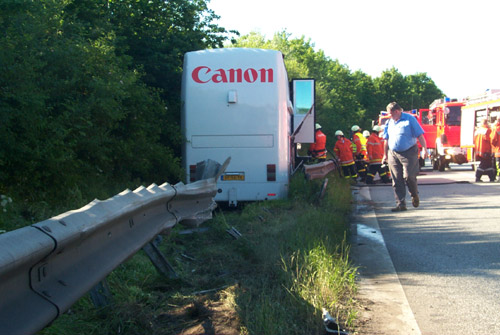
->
[181,48,314,206]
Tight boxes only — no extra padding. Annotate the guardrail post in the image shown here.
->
[142,236,178,279]
[89,280,112,308]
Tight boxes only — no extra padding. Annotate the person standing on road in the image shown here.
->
[334,130,357,181]
[366,125,390,184]
[352,125,367,182]
[308,123,327,161]
[490,119,500,179]
[474,118,495,182]
[382,102,428,212]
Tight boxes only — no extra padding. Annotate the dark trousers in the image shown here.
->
[476,154,496,181]
[355,159,367,181]
[366,163,390,184]
[341,164,357,179]
[388,145,419,206]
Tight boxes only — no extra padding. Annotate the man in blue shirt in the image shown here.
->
[382,102,428,212]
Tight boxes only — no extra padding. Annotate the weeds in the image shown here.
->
[38,171,358,335]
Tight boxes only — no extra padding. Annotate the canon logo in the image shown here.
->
[192,66,274,84]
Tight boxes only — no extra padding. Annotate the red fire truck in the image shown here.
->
[413,109,436,152]
[376,109,431,167]
[428,98,467,171]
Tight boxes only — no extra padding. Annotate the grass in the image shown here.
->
[36,171,358,335]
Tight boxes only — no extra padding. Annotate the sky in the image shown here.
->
[207,0,500,100]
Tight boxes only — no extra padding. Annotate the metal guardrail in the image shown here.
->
[0,158,229,335]
[304,160,338,180]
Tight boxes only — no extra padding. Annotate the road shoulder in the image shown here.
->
[351,186,421,335]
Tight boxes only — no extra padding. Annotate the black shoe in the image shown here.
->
[475,179,482,183]
[391,204,407,212]
[411,195,419,208]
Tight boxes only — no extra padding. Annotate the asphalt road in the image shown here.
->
[352,163,500,335]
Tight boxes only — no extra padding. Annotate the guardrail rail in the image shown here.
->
[0,158,229,334]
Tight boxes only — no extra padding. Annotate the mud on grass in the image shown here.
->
[41,173,358,335]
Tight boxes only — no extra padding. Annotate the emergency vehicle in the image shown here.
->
[461,89,500,168]
[413,109,436,152]
[428,98,467,171]
[409,108,436,167]
[181,48,315,206]
[376,111,390,127]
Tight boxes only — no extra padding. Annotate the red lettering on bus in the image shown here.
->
[191,66,274,83]
[244,68,258,83]
[192,66,210,83]
[212,69,227,83]
[259,68,273,82]
[227,69,243,83]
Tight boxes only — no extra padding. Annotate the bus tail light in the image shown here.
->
[189,164,196,182]
[267,164,276,181]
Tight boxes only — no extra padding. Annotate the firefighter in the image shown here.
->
[366,125,390,184]
[308,123,327,161]
[351,125,367,181]
[333,130,357,181]
[490,119,500,179]
[474,118,495,182]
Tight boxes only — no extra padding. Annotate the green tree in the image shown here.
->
[374,67,409,108]
[352,71,380,127]
[405,73,444,109]
[374,68,443,112]
[1,0,227,211]
[107,0,232,155]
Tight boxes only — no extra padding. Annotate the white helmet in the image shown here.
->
[351,125,360,132]
[335,130,344,136]
[363,130,370,137]
[315,123,322,130]
[372,125,382,132]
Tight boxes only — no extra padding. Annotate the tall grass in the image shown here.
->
[39,171,358,335]
[231,174,357,334]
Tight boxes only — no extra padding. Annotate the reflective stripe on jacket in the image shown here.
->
[474,125,492,157]
[309,130,327,158]
[353,132,367,158]
[490,124,500,158]
[334,137,355,166]
[366,133,384,164]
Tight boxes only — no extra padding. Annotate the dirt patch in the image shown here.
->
[157,292,241,335]
[351,297,382,335]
